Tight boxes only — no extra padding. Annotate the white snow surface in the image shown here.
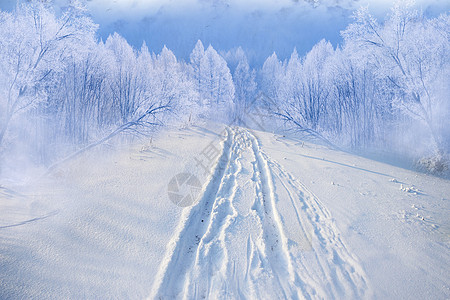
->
[0,124,449,299]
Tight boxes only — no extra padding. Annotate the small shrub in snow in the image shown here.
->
[400,184,420,195]
[416,154,449,175]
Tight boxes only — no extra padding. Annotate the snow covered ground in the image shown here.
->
[0,124,449,299]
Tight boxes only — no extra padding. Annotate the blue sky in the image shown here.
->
[1,0,449,65]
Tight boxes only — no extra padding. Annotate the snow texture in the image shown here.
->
[1,124,449,299]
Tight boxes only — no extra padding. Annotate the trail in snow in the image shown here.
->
[149,128,236,299]
[266,154,370,299]
[150,127,371,299]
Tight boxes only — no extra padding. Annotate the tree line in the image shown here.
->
[0,1,448,173]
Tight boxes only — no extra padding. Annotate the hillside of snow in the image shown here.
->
[0,124,449,299]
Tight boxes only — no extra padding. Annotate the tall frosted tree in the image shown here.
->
[233,51,257,123]
[192,44,234,120]
[280,48,302,124]
[341,1,450,154]
[190,40,205,107]
[275,42,333,135]
[151,46,197,123]
[328,46,385,148]
[300,39,333,131]
[261,52,284,104]
[0,0,97,151]
[222,46,248,74]
[105,33,143,124]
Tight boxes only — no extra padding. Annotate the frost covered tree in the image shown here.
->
[51,40,108,147]
[190,40,205,107]
[260,0,449,158]
[105,33,145,125]
[0,1,197,169]
[191,44,234,120]
[327,47,387,148]
[341,0,450,154]
[299,40,333,131]
[232,51,257,123]
[222,46,249,74]
[261,52,284,103]
[0,0,97,151]
[272,42,335,144]
[150,46,197,123]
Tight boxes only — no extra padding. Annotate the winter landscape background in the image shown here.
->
[0,0,449,177]
[0,0,449,299]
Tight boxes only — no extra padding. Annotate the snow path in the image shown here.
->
[151,127,370,299]
[2,124,448,299]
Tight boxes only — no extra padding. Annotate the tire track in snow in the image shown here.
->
[151,128,295,299]
[150,127,371,299]
[191,128,297,299]
[185,129,293,299]
[181,128,244,299]
[263,150,371,299]
[150,128,234,299]
[245,130,300,298]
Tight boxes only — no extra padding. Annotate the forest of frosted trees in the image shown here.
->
[0,1,449,174]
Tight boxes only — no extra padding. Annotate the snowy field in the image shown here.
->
[1,124,449,299]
